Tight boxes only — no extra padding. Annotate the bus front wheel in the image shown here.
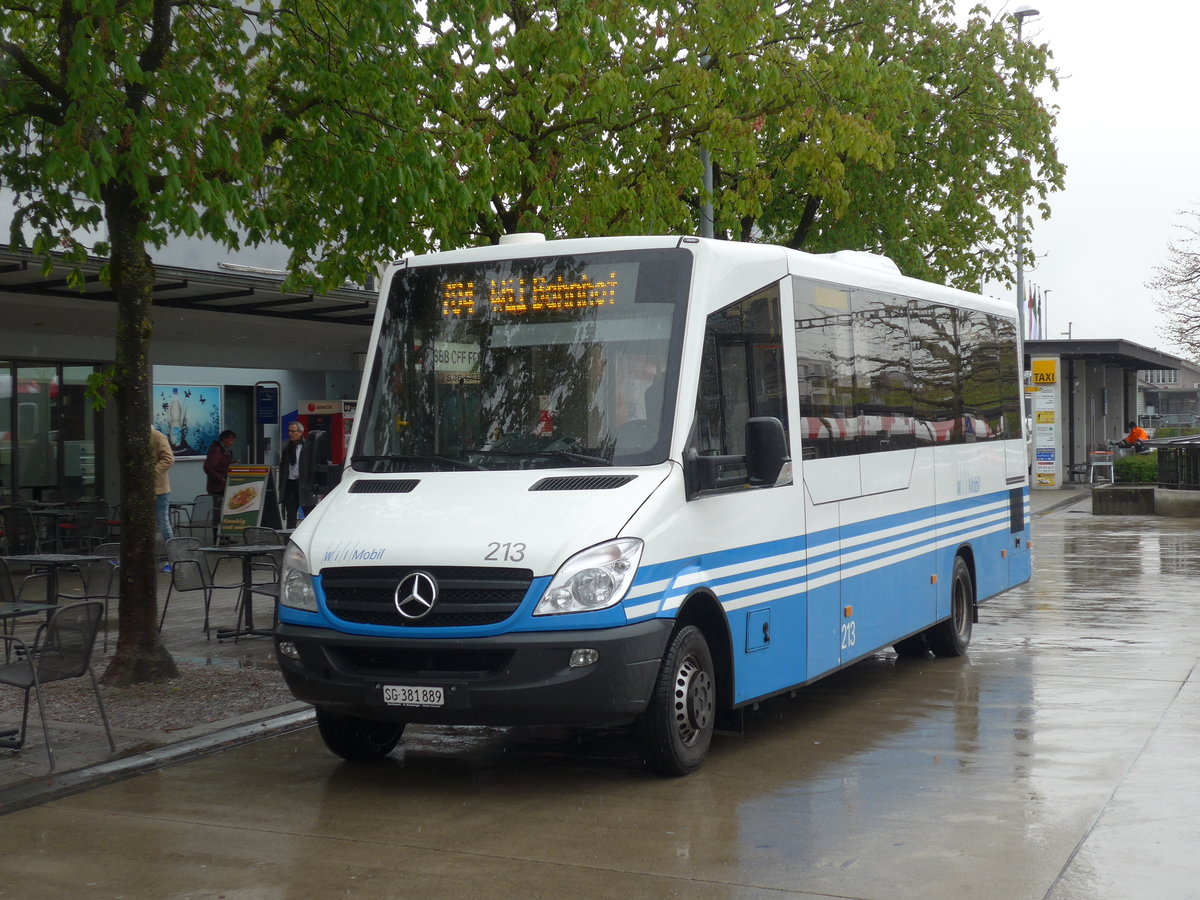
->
[634,625,716,776]
[926,556,974,658]
[316,709,405,762]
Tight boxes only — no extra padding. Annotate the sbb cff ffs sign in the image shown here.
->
[1031,359,1057,385]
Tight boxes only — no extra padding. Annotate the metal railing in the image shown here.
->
[1157,445,1200,490]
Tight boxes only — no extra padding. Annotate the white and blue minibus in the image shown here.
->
[274,234,1031,775]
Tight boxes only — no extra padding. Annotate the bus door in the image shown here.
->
[999,319,1031,586]
[684,281,808,703]
[799,497,842,679]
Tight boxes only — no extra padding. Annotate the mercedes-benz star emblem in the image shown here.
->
[394,571,438,620]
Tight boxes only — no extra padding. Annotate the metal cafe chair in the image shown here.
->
[0,554,48,610]
[242,526,283,545]
[237,526,284,640]
[55,556,119,654]
[0,601,116,771]
[53,498,108,552]
[159,537,239,639]
[181,494,218,541]
[242,525,283,580]
[0,506,47,555]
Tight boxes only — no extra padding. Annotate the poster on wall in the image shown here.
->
[153,384,221,458]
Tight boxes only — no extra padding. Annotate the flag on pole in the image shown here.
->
[1027,286,1035,339]
[1034,287,1042,339]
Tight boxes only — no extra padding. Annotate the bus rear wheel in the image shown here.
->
[634,625,716,776]
[315,709,405,761]
[926,556,974,658]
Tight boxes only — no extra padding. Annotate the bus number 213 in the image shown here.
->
[841,621,857,650]
[485,541,526,562]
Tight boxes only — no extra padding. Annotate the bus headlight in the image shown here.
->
[279,543,319,612]
[535,539,643,615]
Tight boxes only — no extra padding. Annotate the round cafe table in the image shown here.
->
[196,543,284,641]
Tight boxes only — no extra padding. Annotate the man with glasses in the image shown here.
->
[279,420,316,528]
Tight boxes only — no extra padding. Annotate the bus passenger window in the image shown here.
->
[694,283,788,472]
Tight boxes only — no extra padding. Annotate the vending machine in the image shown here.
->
[298,400,356,465]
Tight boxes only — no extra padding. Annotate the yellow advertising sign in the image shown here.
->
[1031,359,1057,385]
[1035,410,1055,423]
[221,465,282,534]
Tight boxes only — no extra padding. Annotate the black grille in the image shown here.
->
[328,646,512,679]
[530,474,637,491]
[349,479,420,493]
[321,565,533,627]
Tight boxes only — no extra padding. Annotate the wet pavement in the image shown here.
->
[1,486,1199,899]
[0,557,308,801]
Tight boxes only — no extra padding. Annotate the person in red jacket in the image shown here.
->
[203,430,237,540]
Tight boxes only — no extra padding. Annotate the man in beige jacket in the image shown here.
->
[152,427,175,569]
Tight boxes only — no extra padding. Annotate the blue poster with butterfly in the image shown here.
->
[152,384,222,458]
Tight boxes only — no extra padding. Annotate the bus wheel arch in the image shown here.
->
[674,590,734,710]
[633,592,729,776]
[927,551,975,658]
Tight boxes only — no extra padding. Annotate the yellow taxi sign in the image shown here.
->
[1031,359,1056,385]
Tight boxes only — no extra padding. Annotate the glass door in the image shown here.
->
[2,361,102,502]
[16,364,56,500]
[61,366,99,499]
[0,360,11,503]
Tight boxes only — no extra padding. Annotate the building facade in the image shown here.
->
[1,187,376,506]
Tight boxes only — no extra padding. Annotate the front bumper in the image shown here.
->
[274,619,674,728]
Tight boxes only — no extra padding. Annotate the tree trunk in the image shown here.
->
[100,183,178,684]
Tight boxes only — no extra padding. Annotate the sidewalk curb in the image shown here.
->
[0,707,316,815]
[1034,491,1092,517]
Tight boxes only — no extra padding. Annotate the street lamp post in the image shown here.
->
[698,53,714,239]
[1013,6,1039,341]
[700,145,714,239]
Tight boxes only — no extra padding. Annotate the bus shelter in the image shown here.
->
[1024,338,1184,488]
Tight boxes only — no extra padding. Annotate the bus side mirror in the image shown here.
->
[684,416,791,498]
[307,429,334,492]
[745,417,790,486]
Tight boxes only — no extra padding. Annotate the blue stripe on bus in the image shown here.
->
[624,488,1022,621]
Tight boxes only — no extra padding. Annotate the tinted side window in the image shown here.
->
[796,281,1020,453]
[793,279,856,458]
[851,290,915,453]
[994,316,1023,440]
[910,299,965,444]
[695,283,789,467]
[957,308,1000,442]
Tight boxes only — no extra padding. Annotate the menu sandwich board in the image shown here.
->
[221,465,282,535]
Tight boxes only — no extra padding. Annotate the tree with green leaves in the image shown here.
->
[0,0,487,683]
[432,0,1061,291]
[2,0,1061,683]
[1150,210,1200,358]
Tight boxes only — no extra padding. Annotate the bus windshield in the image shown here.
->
[354,248,692,472]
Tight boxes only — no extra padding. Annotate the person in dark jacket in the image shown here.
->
[279,421,316,528]
[203,430,236,540]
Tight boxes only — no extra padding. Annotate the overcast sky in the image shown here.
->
[969,0,1200,356]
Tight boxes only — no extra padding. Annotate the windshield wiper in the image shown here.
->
[470,449,612,467]
[536,449,613,466]
[350,454,483,472]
